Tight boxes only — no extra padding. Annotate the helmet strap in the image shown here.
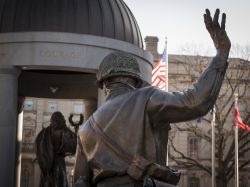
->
[105,81,136,91]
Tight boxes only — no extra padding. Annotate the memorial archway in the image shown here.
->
[0,1,153,186]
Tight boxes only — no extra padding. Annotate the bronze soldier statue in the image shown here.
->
[73,9,231,187]
[36,111,77,187]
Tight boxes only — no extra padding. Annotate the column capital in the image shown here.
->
[0,68,21,76]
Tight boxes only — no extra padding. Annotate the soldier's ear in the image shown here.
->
[102,82,111,96]
[96,80,104,89]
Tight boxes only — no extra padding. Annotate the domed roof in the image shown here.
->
[0,0,143,48]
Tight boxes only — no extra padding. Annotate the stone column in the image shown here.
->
[83,99,97,122]
[144,36,159,61]
[16,110,23,187]
[0,68,20,187]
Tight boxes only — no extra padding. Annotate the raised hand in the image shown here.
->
[204,9,231,58]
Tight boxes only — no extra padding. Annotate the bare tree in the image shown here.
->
[169,44,250,187]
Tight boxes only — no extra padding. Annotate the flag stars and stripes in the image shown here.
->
[152,47,167,91]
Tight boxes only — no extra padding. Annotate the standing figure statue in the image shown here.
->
[36,111,77,187]
[73,9,231,187]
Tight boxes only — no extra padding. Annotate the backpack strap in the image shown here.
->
[89,116,132,163]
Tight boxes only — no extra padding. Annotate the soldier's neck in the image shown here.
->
[105,82,135,100]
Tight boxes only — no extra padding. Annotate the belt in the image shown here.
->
[97,175,143,187]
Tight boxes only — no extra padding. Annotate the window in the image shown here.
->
[74,102,83,114]
[47,101,57,112]
[188,136,199,157]
[188,177,200,187]
[23,100,33,111]
[23,129,33,143]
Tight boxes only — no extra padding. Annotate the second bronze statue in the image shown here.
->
[36,112,77,187]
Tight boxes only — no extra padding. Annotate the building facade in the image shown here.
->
[145,36,250,187]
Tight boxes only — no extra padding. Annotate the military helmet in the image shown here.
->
[97,51,143,88]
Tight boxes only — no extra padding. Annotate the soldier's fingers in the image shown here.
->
[213,9,220,28]
[204,14,213,33]
[213,9,220,22]
[221,13,226,30]
[206,9,210,17]
[205,9,213,25]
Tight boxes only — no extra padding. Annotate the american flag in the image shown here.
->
[152,48,167,90]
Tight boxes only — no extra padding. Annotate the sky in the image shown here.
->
[124,0,250,57]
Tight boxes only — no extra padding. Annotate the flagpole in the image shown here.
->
[234,93,239,187]
[165,37,168,92]
[211,105,216,187]
[165,37,169,166]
